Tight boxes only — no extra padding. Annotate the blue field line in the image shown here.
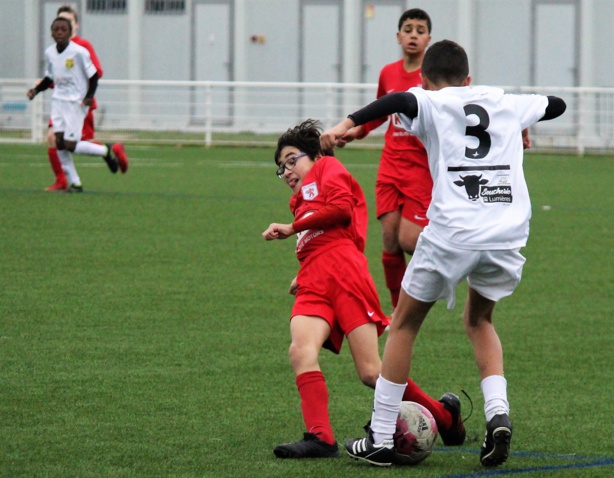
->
[432,447,614,477]
[435,447,599,460]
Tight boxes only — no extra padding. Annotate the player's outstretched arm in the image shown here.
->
[540,96,566,121]
[320,118,356,151]
[262,223,295,241]
[336,125,368,148]
[321,92,418,151]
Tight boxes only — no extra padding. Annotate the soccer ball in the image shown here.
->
[393,401,438,465]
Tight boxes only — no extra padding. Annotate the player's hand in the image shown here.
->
[289,276,298,296]
[320,118,356,151]
[82,97,93,107]
[262,223,295,240]
[26,89,37,100]
[339,125,366,147]
[522,128,531,150]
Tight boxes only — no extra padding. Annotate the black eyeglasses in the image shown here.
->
[276,152,307,178]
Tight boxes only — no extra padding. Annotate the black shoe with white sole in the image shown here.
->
[480,413,512,467]
[274,432,339,459]
[345,428,396,467]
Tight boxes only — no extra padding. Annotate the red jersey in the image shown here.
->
[72,35,103,110]
[289,156,367,262]
[362,59,429,182]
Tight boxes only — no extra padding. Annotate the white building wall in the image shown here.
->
[3,0,614,88]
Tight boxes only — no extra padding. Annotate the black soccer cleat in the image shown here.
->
[103,143,119,174]
[345,427,396,467]
[67,183,84,193]
[274,432,339,459]
[480,413,512,467]
[438,392,466,446]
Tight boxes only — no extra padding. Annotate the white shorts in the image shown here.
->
[51,99,88,142]
[401,232,526,309]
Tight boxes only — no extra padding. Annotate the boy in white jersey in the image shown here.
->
[27,17,128,192]
[321,40,566,468]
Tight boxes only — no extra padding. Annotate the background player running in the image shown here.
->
[338,9,432,310]
[28,16,128,192]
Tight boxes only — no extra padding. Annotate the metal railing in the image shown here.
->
[3,79,613,154]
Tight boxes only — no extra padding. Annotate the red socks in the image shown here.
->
[382,251,407,308]
[402,378,452,430]
[296,371,335,445]
[48,148,67,185]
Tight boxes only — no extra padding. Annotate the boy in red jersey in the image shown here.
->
[338,9,432,310]
[262,119,465,459]
[43,4,128,192]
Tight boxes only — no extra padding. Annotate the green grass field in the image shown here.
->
[1,143,613,477]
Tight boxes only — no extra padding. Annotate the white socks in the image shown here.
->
[481,375,509,421]
[58,143,109,187]
[371,375,407,446]
[74,141,107,156]
[57,149,81,186]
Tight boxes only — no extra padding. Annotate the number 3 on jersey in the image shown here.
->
[464,104,491,159]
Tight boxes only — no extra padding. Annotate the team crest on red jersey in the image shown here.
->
[301,182,319,200]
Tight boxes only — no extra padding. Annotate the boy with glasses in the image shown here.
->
[263,119,465,459]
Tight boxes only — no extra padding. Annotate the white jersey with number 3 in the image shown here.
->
[399,85,549,250]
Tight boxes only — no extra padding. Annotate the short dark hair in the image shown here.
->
[275,119,331,165]
[51,16,72,34]
[57,4,78,23]
[422,40,469,86]
[398,8,431,33]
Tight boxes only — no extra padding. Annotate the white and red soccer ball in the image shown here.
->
[393,401,438,465]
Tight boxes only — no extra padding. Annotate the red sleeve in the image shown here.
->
[360,66,390,135]
[291,203,351,232]
[74,37,104,78]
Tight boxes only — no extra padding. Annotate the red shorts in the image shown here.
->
[375,163,432,227]
[48,108,95,141]
[292,242,389,354]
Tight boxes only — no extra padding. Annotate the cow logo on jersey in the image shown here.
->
[301,182,318,201]
[454,174,488,201]
[65,58,74,69]
[454,173,513,203]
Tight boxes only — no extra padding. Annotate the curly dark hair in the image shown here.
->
[274,119,333,165]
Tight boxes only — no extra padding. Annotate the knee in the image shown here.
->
[398,230,420,255]
[464,315,493,334]
[381,229,400,254]
[288,341,318,373]
[398,236,417,255]
[357,364,380,389]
